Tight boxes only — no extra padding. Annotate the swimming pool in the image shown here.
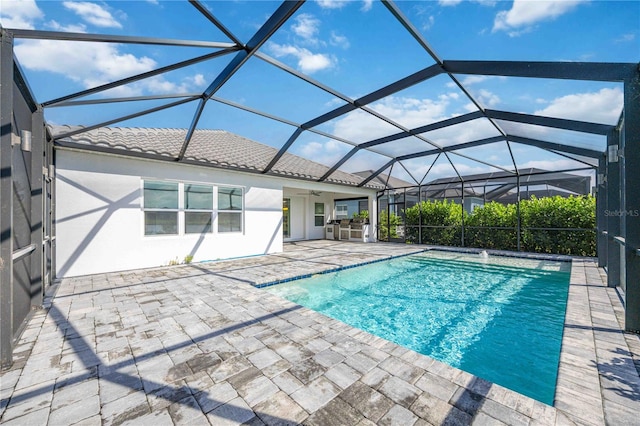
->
[265,250,571,405]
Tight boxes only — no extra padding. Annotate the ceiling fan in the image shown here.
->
[293,190,322,196]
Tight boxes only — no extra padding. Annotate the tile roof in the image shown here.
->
[352,170,415,190]
[49,125,383,189]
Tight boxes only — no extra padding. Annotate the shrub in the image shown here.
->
[520,195,595,256]
[404,200,464,246]
[465,202,518,250]
[353,210,369,220]
[380,195,596,256]
[378,210,401,241]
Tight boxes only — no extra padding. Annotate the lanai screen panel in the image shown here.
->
[214,57,350,125]
[365,74,471,130]
[3,0,638,190]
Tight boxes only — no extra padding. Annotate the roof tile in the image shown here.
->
[49,125,383,189]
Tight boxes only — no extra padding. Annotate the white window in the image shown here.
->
[218,186,243,233]
[336,205,348,219]
[185,184,213,234]
[314,203,325,226]
[143,180,243,236]
[143,181,178,235]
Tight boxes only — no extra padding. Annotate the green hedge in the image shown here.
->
[382,195,595,256]
[465,201,518,251]
[378,210,401,241]
[520,195,595,256]
[405,199,463,246]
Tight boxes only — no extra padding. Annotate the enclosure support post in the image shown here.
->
[623,70,640,333]
[386,190,390,242]
[606,129,621,288]
[516,174,521,252]
[418,185,422,245]
[31,108,44,306]
[460,182,465,247]
[0,30,14,369]
[596,156,607,267]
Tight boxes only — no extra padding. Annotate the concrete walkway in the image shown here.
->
[1,241,638,425]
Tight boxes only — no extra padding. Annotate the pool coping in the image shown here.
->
[254,245,574,289]
[254,249,427,288]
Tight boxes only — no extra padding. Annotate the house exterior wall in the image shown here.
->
[55,149,376,278]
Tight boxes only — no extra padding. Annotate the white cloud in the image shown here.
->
[330,31,350,49]
[46,20,87,33]
[515,158,585,171]
[410,160,493,182]
[420,15,435,31]
[62,1,122,28]
[294,92,505,174]
[16,40,154,85]
[361,0,373,12]
[0,0,43,29]
[449,75,508,88]
[298,138,350,167]
[439,0,497,7]
[12,39,202,97]
[493,0,586,35]
[96,72,206,98]
[371,96,450,127]
[615,33,636,43]
[316,0,349,9]
[141,76,184,95]
[142,75,196,94]
[268,43,335,74]
[476,89,500,107]
[325,97,345,108]
[461,75,490,85]
[291,13,320,41]
[293,95,460,164]
[463,102,478,112]
[425,117,501,147]
[327,95,500,147]
[298,84,609,175]
[329,98,446,143]
[188,74,207,87]
[535,87,623,125]
[345,150,397,174]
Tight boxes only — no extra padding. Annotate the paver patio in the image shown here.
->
[1,241,639,425]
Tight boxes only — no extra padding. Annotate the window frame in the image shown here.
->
[217,186,244,233]
[335,204,348,219]
[184,183,214,234]
[141,180,244,237]
[314,202,325,227]
[142,180,179,236]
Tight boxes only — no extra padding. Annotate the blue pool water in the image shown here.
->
[265,250,571,405]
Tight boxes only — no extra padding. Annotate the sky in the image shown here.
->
[1,0,639,184]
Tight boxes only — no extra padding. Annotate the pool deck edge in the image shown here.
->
[555,259,640,425]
